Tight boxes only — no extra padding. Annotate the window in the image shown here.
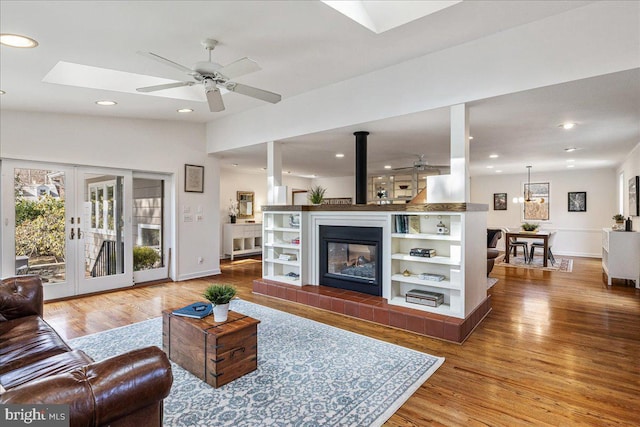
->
[89,180,117,234]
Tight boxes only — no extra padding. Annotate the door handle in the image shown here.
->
[70,228,75,240]
[77,227,82,239]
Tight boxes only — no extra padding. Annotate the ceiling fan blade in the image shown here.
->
[206,87,225,112]
[225,82,281,104]
[137,51,198,76]
[217,57,261,79]
[136,81,195,93]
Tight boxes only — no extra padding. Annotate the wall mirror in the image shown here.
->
[237,191,254,219]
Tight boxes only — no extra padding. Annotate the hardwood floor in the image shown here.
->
[43,256,640,426]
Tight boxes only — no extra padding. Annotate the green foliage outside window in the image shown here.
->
[15,196,66,260]
[133,246,161,271]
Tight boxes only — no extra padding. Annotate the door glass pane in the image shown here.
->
[84,175,124,278]
[133,178,164,271]
[14,168,66,283]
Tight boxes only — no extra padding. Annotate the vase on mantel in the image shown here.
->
[230,215,237,224]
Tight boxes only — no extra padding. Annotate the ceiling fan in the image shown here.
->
[136,39,281,112]
[393,154,450,174]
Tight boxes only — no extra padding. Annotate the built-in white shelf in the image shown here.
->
[391,233,460,241]
[391,253,460,266]
[390,273,460,290]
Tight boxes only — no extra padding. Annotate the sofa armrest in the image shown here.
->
[0,346,173,426]
[0,275,43,321]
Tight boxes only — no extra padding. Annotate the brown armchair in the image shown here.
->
[0,275,173,427]
[487,229,503,276]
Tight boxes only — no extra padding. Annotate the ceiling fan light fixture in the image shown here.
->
[0,33,38,48]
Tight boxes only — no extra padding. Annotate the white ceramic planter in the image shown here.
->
[213,303,230,322]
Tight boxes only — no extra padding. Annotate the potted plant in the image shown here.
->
[308,185,326,205]
[613,214,625,224]
[203,284,237,322]
[521,222,539,232]
[228,198,239,223]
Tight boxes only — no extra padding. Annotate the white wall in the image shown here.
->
[311,176,355,201]
[617,142,640,230]
[471,168,617,257]
[0,110,220,281]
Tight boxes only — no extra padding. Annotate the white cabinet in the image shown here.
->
[223,223,262,260]
[602,229,640,288]
[389,212,485,318]
[262,211,303,285]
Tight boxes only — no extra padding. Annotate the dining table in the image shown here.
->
[504,231,551,267]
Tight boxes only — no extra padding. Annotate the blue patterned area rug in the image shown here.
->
[69,300,444,427]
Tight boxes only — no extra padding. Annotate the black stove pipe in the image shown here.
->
[354,131,369,205]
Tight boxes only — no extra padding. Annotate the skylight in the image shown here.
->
[42,61,227,102]
[322,0,461,34]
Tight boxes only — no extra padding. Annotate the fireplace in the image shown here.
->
[319,225,383,296]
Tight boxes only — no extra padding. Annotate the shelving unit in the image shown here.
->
[262,211,303,285]
[389,212,482,318]
[223,223,262,260]
[369,172,429,204]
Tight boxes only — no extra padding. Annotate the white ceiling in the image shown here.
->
[1,1,638,178]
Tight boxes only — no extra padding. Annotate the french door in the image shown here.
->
[1,160,134,300]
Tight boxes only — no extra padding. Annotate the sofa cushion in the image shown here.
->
[0,349,93,390]
[0,276,44,320]
[0,316,70,375]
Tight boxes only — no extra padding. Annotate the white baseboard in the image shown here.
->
[178,269,222,281]
[554,251,601,259]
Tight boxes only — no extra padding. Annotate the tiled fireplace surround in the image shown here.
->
[252,278,491,343]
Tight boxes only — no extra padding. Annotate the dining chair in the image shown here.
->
[507,229,529,262]
[529,231,557,265]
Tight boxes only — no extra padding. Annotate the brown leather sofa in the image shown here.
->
[0,275,173,426]
[487,229,503,276]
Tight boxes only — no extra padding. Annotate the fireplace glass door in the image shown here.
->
[327,242,377,283]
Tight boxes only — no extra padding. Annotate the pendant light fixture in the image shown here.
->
[525,165,532,202]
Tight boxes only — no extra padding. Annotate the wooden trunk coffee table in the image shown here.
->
[162,308,260,388]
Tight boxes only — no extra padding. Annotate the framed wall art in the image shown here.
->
[630,176,639,217]
[568,191,587,212]
[184,164,204,193]
[493,193,507,210]
[523,182,550,221]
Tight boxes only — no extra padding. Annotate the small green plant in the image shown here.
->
[133,246,160,271]
[203,284,237,306]
[521,222,539,232]
[612,214,625,221]
[308,185,326,204]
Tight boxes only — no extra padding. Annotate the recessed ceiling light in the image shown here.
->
[0,90,5,95]
[486,165,494,169]
[489,154,499,159]
[469,136,474,140]
[335,153,345,158]
[384,165,392,169]
[560,122,576,130]
[564,147,578,152]
[495,170,502,173]
[95,100,117,106]
[177,108,193,113]
[567,164,575,168]
[0,33,38,48]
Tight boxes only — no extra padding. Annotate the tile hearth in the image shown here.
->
[253,279,491,343]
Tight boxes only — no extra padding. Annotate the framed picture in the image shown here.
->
[493,193,507,210]
[568,191,587,212]
[630,176,639,217]
[184,164,204,193]
[523,182,550,221]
